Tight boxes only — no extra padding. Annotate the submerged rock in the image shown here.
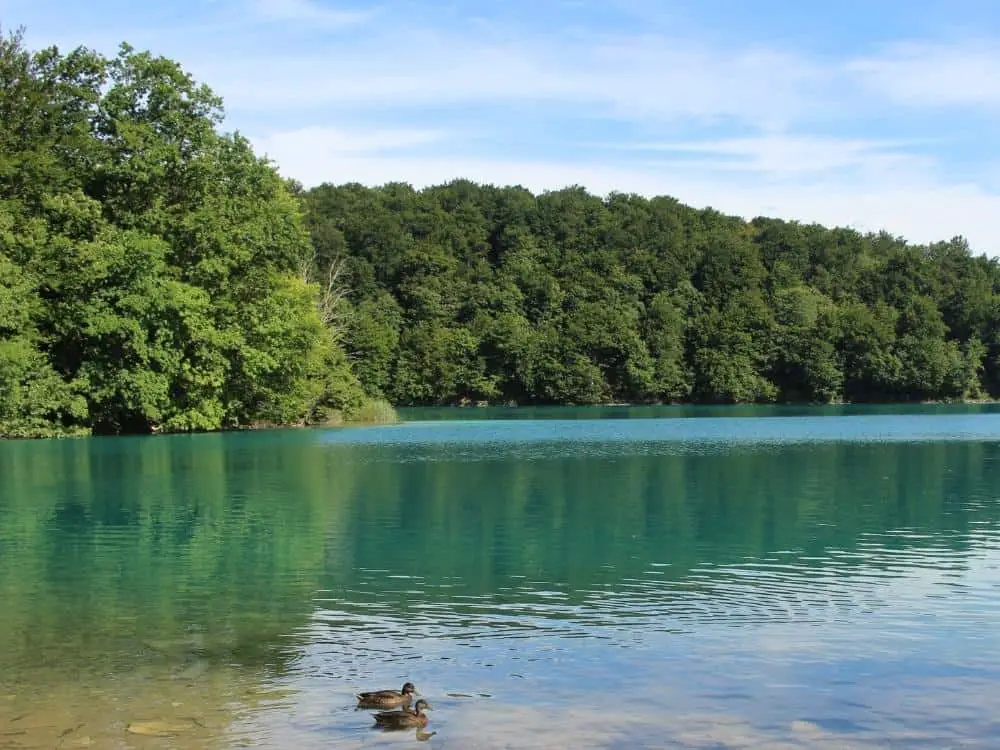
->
[125,718,200,737]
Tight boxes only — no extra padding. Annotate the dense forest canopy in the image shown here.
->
[0,27,368,438]
[3,28,1000,438]
[302,181,1000,407]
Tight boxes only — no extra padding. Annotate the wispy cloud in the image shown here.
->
[601,135,935,178]
[249,0,376,27]
[195,28,825,130]
[850,40,1000,108]
[252,126,445,165]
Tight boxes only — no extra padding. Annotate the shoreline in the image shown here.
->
[6,399,998,442]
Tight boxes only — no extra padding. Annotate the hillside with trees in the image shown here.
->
[3,28,999,439]
[303,182,999,407]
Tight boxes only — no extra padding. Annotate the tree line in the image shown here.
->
[3,28,999,438]
[302,180,1000,407]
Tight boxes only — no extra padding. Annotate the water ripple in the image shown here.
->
[5,412,1000,747]
[299,529,1000,665]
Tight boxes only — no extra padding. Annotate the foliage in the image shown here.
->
[0,28,363,438]
[346,397,399,425]
[302,180,1000,406]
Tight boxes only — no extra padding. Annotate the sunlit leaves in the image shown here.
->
[0,29,364,437]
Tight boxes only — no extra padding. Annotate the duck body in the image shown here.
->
[373,700,432,730]
[356,682,416,709]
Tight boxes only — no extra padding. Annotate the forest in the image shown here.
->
[3,28,1000,438]
[303,180,1000,408]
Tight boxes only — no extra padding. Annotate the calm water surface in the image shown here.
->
[2,405,1000,748]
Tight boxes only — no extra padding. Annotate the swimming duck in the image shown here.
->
[373,699,432,730]
[356,682,417,709]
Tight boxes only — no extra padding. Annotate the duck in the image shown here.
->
[373,699,432,730]
[356,681,417,709]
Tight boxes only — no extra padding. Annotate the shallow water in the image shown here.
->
[2,406,1000,748]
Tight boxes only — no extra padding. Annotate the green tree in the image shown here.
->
[0,29,365,437]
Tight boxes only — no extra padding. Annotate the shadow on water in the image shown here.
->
[0,407,999,747]
[400,401,1000,422]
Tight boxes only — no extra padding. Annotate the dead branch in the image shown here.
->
[299,247,350,342]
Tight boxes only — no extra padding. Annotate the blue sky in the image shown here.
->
[4,0,1000,254]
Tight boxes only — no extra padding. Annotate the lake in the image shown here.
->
[2,404,1000,748]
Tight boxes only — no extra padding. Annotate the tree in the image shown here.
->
[0,29,365,437]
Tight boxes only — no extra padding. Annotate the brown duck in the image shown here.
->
[373,699,432,730]
[356,682,417,709]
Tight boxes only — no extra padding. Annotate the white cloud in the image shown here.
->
[250,0,375,27]
[247,129,418,182]
[252,126,445,164]
[199,30,824,130]
[849,40,1000,108]
[602,135,934,178]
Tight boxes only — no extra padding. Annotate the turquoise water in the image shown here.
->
[1,406,999,747]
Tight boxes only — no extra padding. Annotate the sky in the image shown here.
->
[4,0,1000,254]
